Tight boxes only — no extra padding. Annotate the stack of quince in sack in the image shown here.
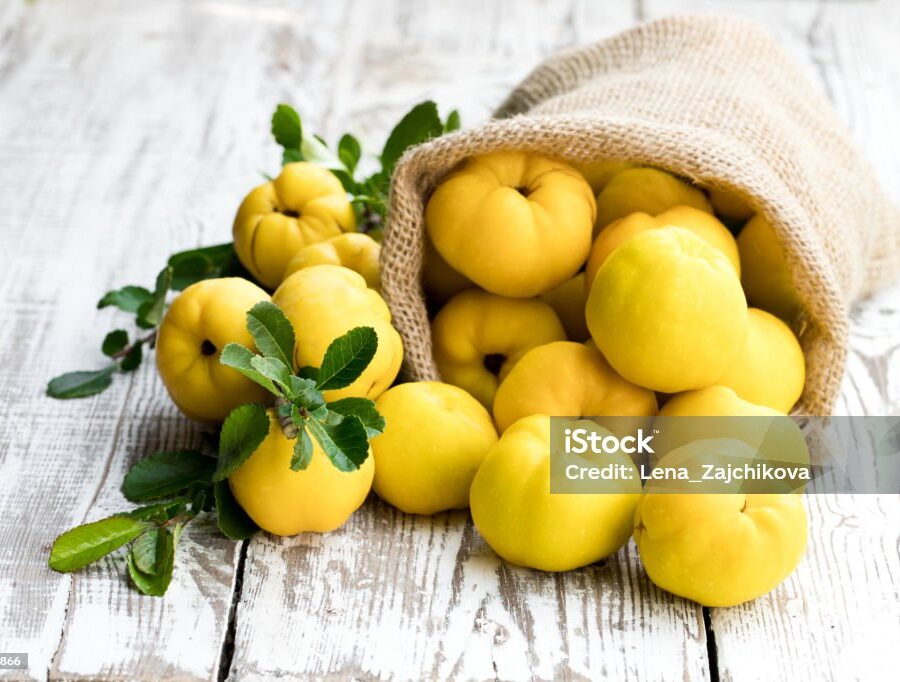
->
[155,151,806,607]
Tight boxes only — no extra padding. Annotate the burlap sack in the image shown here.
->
[380,14,900,416]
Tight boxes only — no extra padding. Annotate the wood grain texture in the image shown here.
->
[0,0,897,680]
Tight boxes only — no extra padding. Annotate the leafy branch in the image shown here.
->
[46,243,252,399]
[48,302,385,597]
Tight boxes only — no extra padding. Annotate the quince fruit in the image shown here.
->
[372,382,498,515]
[709,188,754,222]
[572,160,639,193]
[595,167,712,231]
[284,233,381,290]
[431,289,566,408]
[156,278,270,422]
[586,228,748,393]
[539,273,590,341]
[738,214,803,321]
[635,439,807,606]
[718,309,805,412]
[423,235,473,305]
[493,341,657,433]
[229,409,374,535]
[272,265,402,401]
[470,414,641,571]
[233,162,355,288]
[584,205,739,292]
[425,151,596,297]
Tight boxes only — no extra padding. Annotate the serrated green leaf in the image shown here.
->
[214,403,270,482]
[102,328,128,359]
[290,428,314,471]
[136,266,172,329]
[213,481,259,540]
[338,133,361,174]
[444,109,461,132]
[126,499,190,523]
[120,342,143,372]
[249,355,292,390]
[219,343,279,395]
[272,103,303,151]
[47,366,115,399]
[168,243,243,291]
[286,375,325,410]
[327,397,385,438]
[381,100,443,174]
[122,450,216,502]
[97,286,152,313]
[282,148,303,165]
[306,414,369,471]
[49,516,153,573]
[316,326,378,391]
[131,528,161,575]
[246,301,295,370]
[127,525,176,597]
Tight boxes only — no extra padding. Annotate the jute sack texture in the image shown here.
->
[380,14,900,416]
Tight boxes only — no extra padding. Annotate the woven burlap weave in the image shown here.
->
[380,14,900,416]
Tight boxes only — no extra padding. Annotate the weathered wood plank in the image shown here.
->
[226,1,709,680]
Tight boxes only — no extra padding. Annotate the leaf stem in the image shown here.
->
[112,330,157,360]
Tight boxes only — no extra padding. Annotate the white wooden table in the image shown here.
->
[1,1,898,680]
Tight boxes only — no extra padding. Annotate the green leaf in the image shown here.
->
[327,397,385,438]
[444,109,461,132]
[246,301,295,370]
[316,326,378,391]
[272,104,303,152]
[286,375,325,411]
[122,450,216,502]
[47,367,115,399]
[338,133,361,174]
[136,266,172,329]
[127,525,176,597]
[127,499,189,523]
[249,355,292,391]
[131,528,161,575]
[168,243,244,291]
[49,516,152,572]
[119,342,143,372]
[213,481,259,540]
[381,100,443,174]
[290,428,314,471]
[97,286,152,313]
[214,403,270,482]
[307,414,369,472]
[301,133,344,170]
[282,148,303,165]
[219,343,279,395]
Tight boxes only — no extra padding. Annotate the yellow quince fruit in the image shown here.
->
[635,439,807,606]
[572,159,640,193]
[425,151,596,297]
[284,233,381,290]
[156,278,270,422]
[372,382,498,515]
[423,235,473,305]
[584,205,739,292]
[272,265,402,401]
[229,409,374,535]
[493,341,657,433]
[586,228,748,393]
[539,273,590,342]
[470,414,642,571]
[738,214,803,321]
[595,167,712,231]
[718,308,805,413]
[708,187,754,222]
[233,162,355,289]
[431,289,566,409]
